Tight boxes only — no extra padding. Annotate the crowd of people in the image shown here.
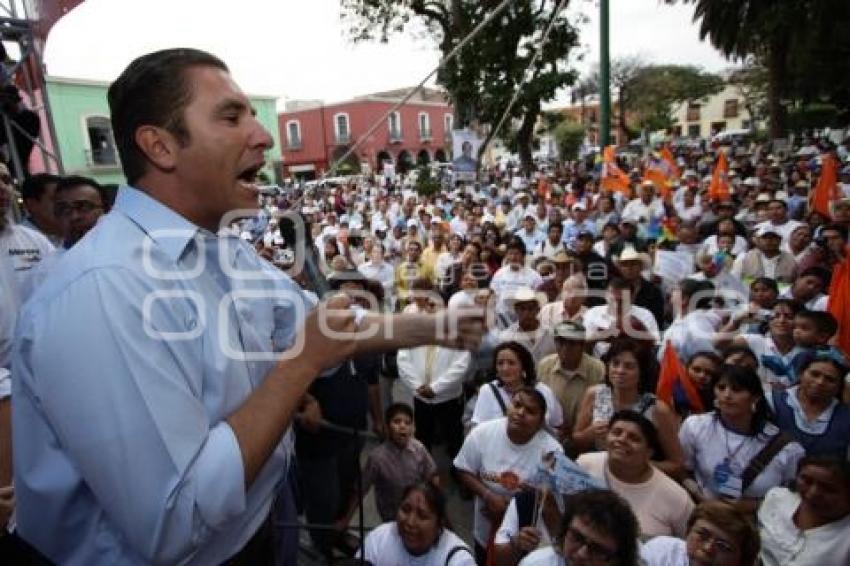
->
[1,47,849,565]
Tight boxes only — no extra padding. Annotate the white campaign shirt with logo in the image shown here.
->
[0,223,54,292]
[454,418,563,546]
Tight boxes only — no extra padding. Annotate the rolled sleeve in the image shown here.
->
[192,422,246,528]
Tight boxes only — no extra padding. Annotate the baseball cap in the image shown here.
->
[756,225,782,238]
[553,321,586,341]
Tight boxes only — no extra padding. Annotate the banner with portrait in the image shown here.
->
[452,128,481,182]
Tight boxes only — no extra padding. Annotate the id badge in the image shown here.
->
[713,460,742,499]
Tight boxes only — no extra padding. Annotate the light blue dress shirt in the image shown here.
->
[13,186,311,565]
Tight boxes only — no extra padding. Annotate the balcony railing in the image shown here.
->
[389,129,403,143]
[286,140,303,150]
[335,133,351,144]
[419,128,432,141]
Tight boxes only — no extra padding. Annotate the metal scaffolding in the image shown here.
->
[0,0,72,181]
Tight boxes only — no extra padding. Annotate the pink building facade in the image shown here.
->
[279,90,454,180]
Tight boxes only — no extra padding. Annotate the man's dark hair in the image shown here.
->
[819,223,847,241]
[796,310,839,338]
[505,237,527,256]
[558,490,640,566]
[384,402,413,425]
[21,173,60,201]
[609,409,665,461]
[679,278,715,310]
[108,48,228,185]
[798,266,831,289]
[55,175,109,212]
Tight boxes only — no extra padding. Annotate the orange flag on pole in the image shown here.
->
[600,145,632,196]
[708,150,731,202]
[810,153,841,219]
[660,145,681,180]
[644,161,673,200]
[828,252,850,356]
[657,341,704,414]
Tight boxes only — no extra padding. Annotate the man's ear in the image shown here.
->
[134,126,179,173]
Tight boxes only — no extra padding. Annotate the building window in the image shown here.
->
[334,113,350,143]
[419,112,431,140]
[723,99,739,119]
[686,103,701,122]
[85,116,118,166]
[711,121,727,135]
[687,124,701,138]
[388,111,402,142]
[444,114,453,140]
[286,120,302,149]
[741,119,751,130]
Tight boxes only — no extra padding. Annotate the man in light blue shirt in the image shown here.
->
[12,48,483,565]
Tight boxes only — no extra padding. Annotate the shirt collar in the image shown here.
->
[114,185,201,262]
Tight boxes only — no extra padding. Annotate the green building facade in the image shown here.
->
[45,76,281,186]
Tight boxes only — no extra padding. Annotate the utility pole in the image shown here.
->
[599,0,611,148]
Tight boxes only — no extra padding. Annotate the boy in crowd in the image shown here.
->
[336,403,438,530]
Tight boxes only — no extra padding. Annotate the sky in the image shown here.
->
[42,0,733,109]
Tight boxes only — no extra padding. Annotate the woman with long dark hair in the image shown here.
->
[679,365,805,514]
[573,338,683,478]
[470,341,562,431]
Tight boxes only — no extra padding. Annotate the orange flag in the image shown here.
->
[810,153,841,219]
[657,341,705,414]
[660,146,681,180]
[644,163,672,200]
[708,150,731,202]
[828,252,850,356]
[600,145,632,196]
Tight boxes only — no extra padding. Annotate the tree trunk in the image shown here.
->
[766,41,788,139]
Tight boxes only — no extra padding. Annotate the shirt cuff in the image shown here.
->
[193,422,246,528]
[0,368,10,400]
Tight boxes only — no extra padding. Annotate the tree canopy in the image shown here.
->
[669,0,850,136]
[340,0,581,173]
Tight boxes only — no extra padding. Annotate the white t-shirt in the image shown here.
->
[576,452,694,538]
[494,497,554,547]
[640,536,689,566]
[360,522,475,566]
[491,266,544,313]
[679,413,804,500]
[454,418,563,546]
[0,223,54,293]
[471,380,564,431]
[758,487,850,566]
[518,546,563,566]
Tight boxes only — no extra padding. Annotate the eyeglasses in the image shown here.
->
[565,526,617,563]
[54,200,103,218]
[689,526,737,555]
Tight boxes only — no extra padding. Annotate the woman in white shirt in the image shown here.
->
[471,341,563,432]
[360,482,475,566]
[758,456,850,566]
[679,365,805,514]
[454,387,563,562]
